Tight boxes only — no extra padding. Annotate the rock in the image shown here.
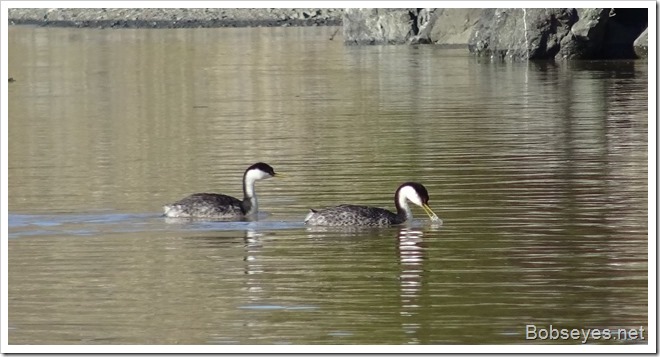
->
[633,27,648,58]
[408,9,436,44]
[428,9,484,45]
[343,8,485,46]
[343,8,474,45]
[556,8,609,60]
[8,7,647,60]
[343,8,417,45]
[468,8,578,60]
[468,8,647,61]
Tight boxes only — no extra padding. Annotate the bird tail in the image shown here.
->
[304,209,317,223]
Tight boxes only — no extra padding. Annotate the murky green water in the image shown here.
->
[8,26,648,345]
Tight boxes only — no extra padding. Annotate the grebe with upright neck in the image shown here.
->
[163,162,279,218]
[304,182,441,226]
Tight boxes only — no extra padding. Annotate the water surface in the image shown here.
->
[8,26,648,345]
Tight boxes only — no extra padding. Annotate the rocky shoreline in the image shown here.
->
[7,8,343,28]
[8,8,648,60]
[343,8,648,60]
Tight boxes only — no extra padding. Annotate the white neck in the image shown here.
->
[397,186,422,221]
[243,169,271,214]
[244,173,257,198]
[247,196,258,215]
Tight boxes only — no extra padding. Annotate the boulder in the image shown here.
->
[468,8,578,60]
[428,9,484,45]
[555,8,610,60]
[469,8,647,61]
[343,8,416,45]
[409,8,438,44]
[343,8,484,46]
[633,27,648,58]
[342,8,647,60]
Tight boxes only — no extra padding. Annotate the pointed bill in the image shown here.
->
[422,204,441,222]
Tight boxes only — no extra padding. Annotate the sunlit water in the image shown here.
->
[8,26,648,345]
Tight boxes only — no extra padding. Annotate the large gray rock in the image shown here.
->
[556,8,610,60]
[343,8,417,45]
[428,9,484,45]
[468,8,578,60]
[633,28,648,58]
[343,8,484,46]
[409,8,438,44]
[469,8,647,61]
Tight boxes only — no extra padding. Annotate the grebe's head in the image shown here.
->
[396,182,440,222]
[245,162,278,181]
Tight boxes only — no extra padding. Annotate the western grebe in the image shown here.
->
[163,162,279,218]
[304,182,441,226]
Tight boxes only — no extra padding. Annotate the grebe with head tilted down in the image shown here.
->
[163,162,279,219]
[304,182,441,227]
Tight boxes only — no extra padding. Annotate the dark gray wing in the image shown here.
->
[307,204,398,226]
[164,193,243,218]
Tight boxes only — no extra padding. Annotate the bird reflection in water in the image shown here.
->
[244,229,265,298]
[397,227,427,344]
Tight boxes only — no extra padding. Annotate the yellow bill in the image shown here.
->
[422,203,441,222]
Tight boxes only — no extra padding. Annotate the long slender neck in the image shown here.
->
[394,192,413,223]
[241,171,258,215]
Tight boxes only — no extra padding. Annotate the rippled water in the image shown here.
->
[7,26,648,346]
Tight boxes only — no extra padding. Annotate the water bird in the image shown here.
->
[304,182,441,226]
[163,162,279,218]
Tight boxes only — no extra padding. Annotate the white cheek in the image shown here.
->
[399,186,423,206]
[409,194,423,207]
[246,169,271,182]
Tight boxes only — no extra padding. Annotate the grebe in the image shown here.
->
[163,162,279,218]
[304,182,441,226]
